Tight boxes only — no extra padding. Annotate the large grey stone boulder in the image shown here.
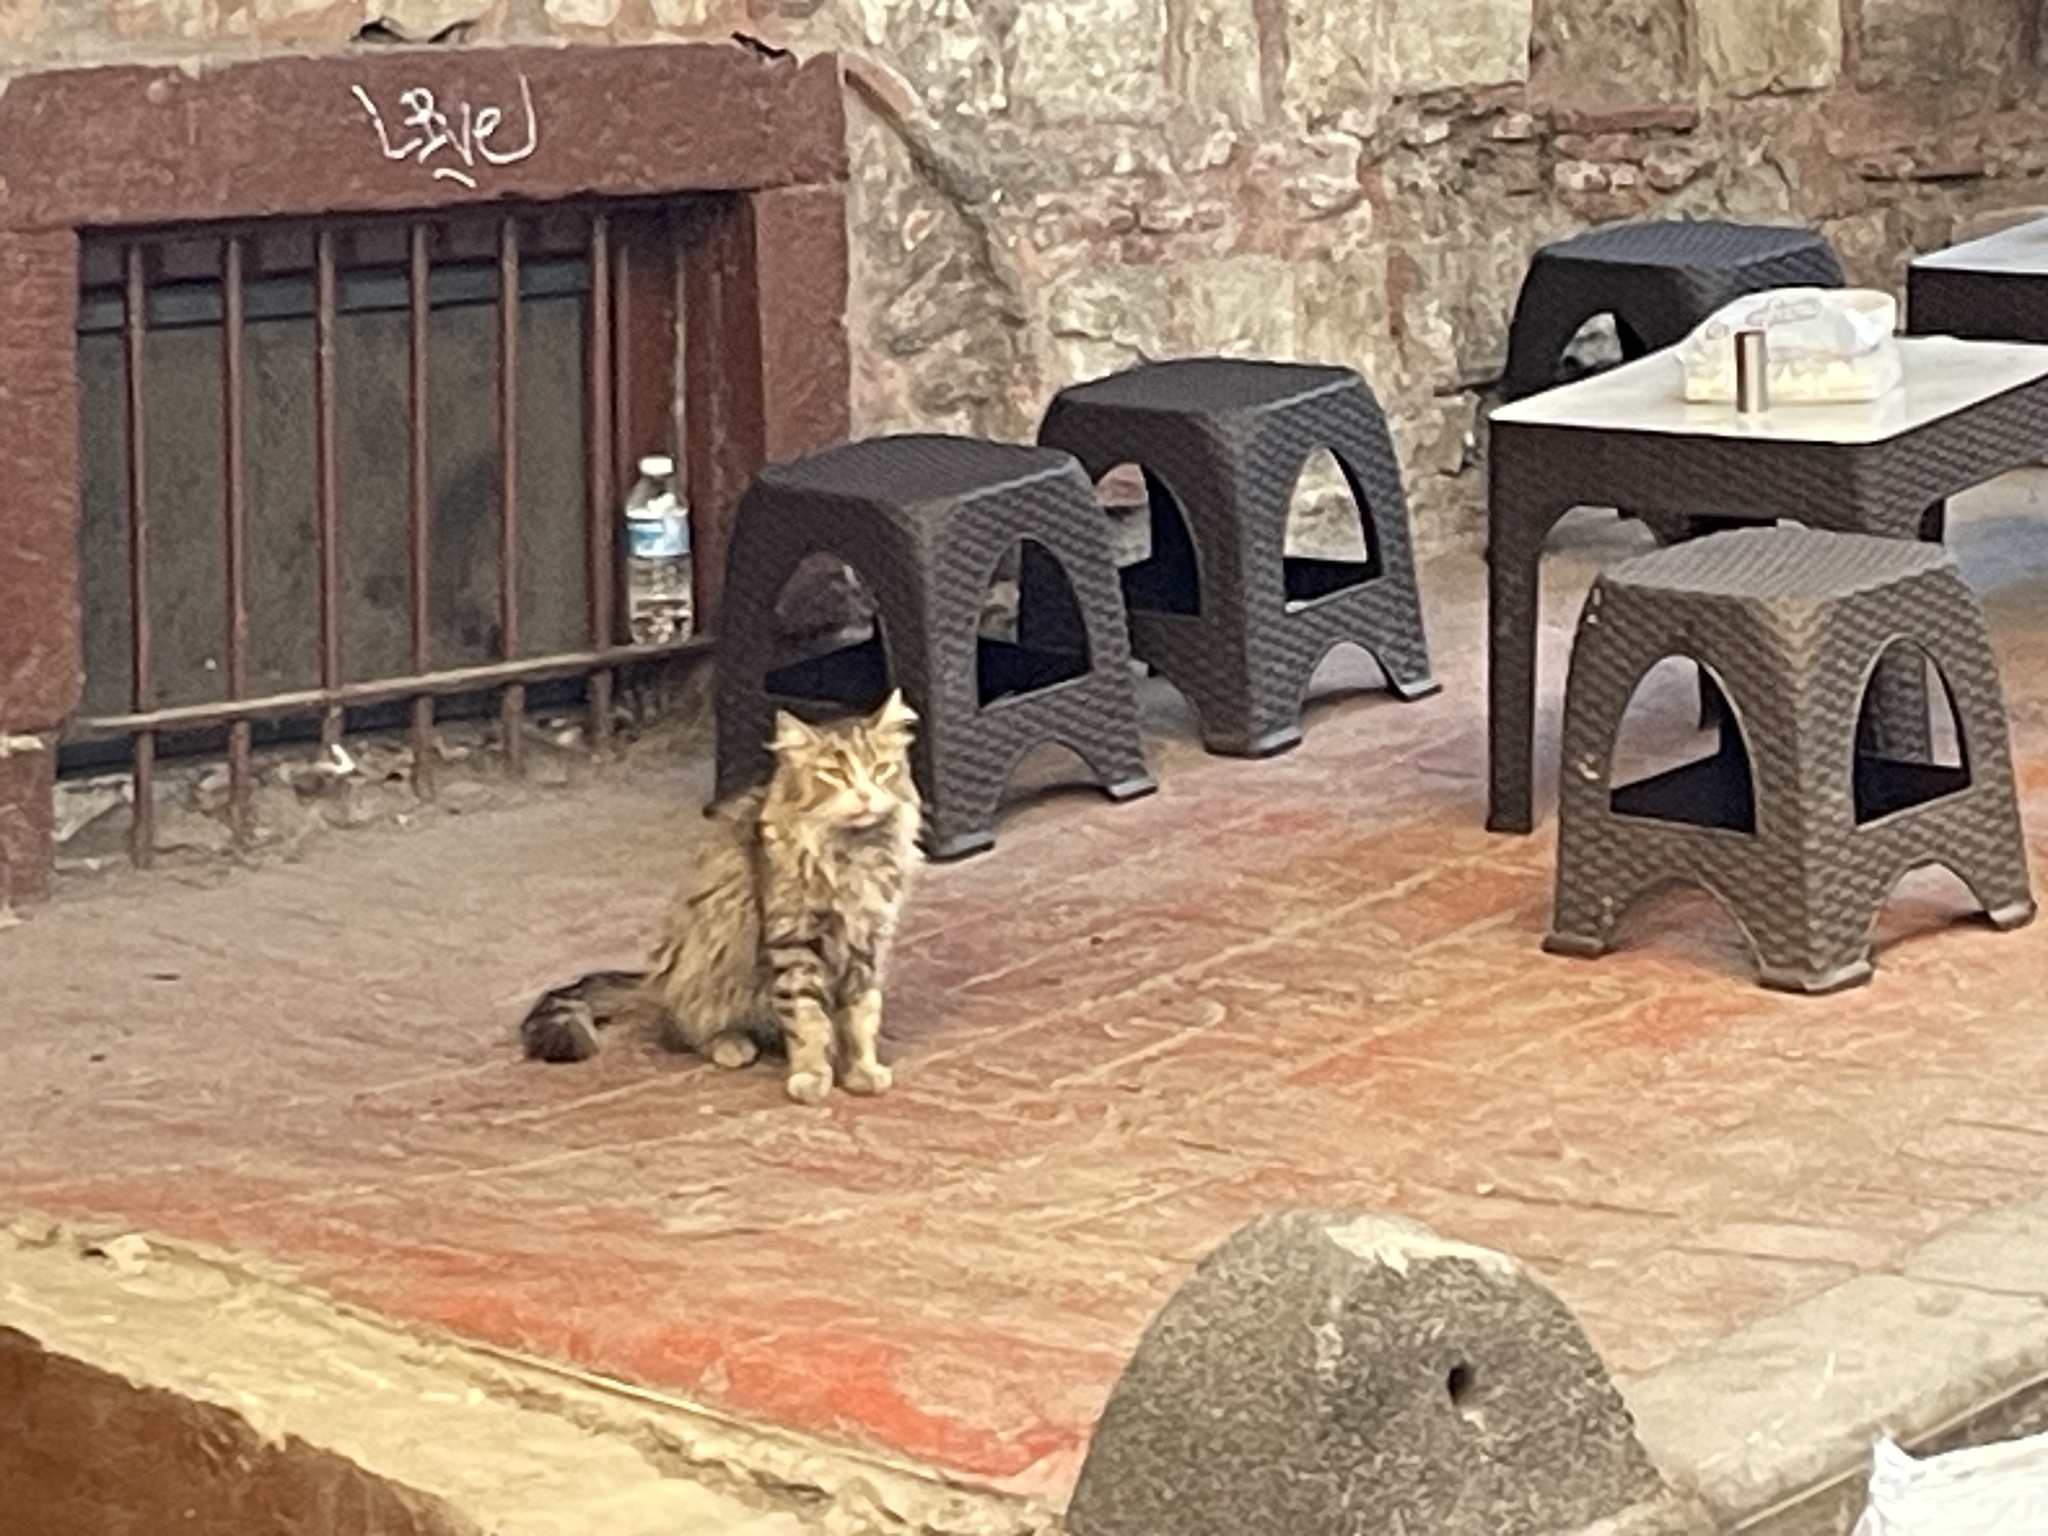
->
[1067,1210,1666,1536]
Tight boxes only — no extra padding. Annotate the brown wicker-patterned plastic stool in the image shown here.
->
[1545,526,2033,992]
[713,434,1156,861]
[1500,220,1845,402]
[1036,358,1436,758]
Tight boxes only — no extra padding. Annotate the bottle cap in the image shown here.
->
[639,454,676,478]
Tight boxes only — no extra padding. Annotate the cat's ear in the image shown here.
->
[769,710,818,755]
[869,689,918,741]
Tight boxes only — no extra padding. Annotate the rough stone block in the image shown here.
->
[363,0,493,40]
[1172,257,1298,359]
[1043,266,1175,389]
[0,737,55,909]
[543,0,619,26]
[1385,0,1532,95]
[0,0,45,46]
[1285,0,1529,127]
[853,0,1007,122]
[1855,0,2026,88]
[1283,0,1388,129]
[648,0,729,26]
[1006,0,1167,125]
[1167,0,1264,127]
[1530,0,1693,117]
[1696,0,1841,95]
[1298,247,1394,380]
[1066,1210,1665,1536]
[0,228,83,731]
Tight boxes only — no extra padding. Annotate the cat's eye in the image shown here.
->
[815,758,851,787]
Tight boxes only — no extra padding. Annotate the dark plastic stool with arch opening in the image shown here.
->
[1499,219,1846,403]
[1037,357,1437,758]
[712,434,1156,862]
[1545,526,2033,992]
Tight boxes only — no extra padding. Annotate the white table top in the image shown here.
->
[1911,216,2048,277]
[1488,335,2048,445]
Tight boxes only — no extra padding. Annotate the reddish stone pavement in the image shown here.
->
[7,487,2048,1507]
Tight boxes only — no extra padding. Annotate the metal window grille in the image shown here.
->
[67,200,706,866]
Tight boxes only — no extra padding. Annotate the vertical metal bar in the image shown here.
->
[611,230,634,509]
[684,218,700,468]
[222,235,252,848]
[408,222,436,795]
[684,219,700,626]
[123,245,155,869]
[610,223,636,721]
[497,215,524,775]
[315,229,343,753]
[586,211,615,751]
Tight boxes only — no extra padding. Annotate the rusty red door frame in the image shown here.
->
[0,43,852,904]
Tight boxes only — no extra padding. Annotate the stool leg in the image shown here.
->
[1028,530,1158,805]
[1543,595,1646,957]
[1501,273,1603,402]
[906,574,998,860]
[1918,603,2037,931]
[913,699,1002,863]
[1182,669,1304,758]
[712,575,787,805]
[1748,896,1879,994]
[1972,883,2037,935]
[921,787,1000,862]
[1722,789,1878,995]
[1131,614,1301,758]
[1331,439,1438,704]
[1544,869,1637,960]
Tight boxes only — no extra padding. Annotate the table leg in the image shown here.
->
[1684,514,1748,731]
[1487,508,1549,835]
[1856,500,1946,762]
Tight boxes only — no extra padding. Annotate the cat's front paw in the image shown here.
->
[842,1060,893,1096]
[785,1068,833,1105]
[708,1033,760,1070]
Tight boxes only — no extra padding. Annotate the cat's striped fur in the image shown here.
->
[520,692,922,1104]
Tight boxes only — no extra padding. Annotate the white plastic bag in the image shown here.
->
[1676,287,1902,405]
[1851,1432,2048,1536]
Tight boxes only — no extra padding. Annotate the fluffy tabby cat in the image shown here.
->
[521,692,921,1104]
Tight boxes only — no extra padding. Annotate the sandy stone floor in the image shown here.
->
[6,477,2048,1506]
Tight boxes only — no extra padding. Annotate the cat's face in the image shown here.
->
[770,691,919,832]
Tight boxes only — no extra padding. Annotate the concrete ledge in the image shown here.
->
[10,1188,2048,1536]
[0,1216,1061,1536]
[1621,1191,2048,1536]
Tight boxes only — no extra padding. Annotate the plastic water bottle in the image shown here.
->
[624,454,693,644]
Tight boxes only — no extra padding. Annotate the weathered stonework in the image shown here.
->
[0,0,2035,548]
[3,0,2048,890]
[1530,0,1693,124]
[1855,0,2030,92]
[1389,0,1534,96]
[1696,0,1841,96]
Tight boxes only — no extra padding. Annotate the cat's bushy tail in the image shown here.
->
[520,970,650,1063]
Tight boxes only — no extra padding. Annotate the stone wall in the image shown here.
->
[4,0,2048,550]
